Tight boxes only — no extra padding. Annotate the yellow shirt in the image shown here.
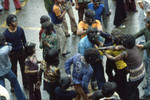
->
[105,45,127,69]
[78,20,102,38]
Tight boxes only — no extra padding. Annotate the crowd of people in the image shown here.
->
[0,0,150,100]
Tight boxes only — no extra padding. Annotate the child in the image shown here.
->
[91,82,120,100]
[24,42,41,100]
[36,48,60,100]
[39,15,50,42]
[54,76,77,100]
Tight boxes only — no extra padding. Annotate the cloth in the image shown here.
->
[39,28,44,41]
[65,54,93,93]
[0,0,3,9]
[134,27,150,55]
[53,23,67,54]
[123,46,145,81]
[54,86,77,100]
[4,0,21,10]
[0,70,26,100]
[51,4,63,24]
[44,0,54,14]
[88,3,104,22]
[78,20,102,38]
[40,60,60,83]
[3,26,26,51]
[0,45,12,76]
[40,32,58,58]
[77,0,90,3]
[61,1,77,34]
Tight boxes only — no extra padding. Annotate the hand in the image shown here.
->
[138,2,144,9]
[75,5,79,10]
[72,2,75,6]
[65,6,70,11]
[35,81,41,90]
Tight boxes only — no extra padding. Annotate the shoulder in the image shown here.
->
[53,5,60,11]
[88,3,93,6]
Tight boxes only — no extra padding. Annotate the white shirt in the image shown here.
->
[0,85,10,100]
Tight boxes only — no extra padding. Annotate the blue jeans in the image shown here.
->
[0,70,26,100]
[143,54,150,96]
[91,61,106,89]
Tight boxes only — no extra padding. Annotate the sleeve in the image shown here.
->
[81,67,93,93]
[39,33,45,49]
[133,28,145,39]
[78,21,84,30]
[78,41,86,56]
[65,55,75,75]
[98,36,103,43]
[53,5,61,17]
[96,20,102,31]
[21,28,27,46]
[144,40,150,49]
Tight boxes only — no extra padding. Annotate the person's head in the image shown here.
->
[84,48,101,64]
[59,76,71,90]
[40,15,50,24]
[0,34,6,46]
[145,17,150,30]
[111,29,123,45]
[121,34,135,49]
[45,48,59,66]
[93,0,102,9]
[102,82,117,97]
[25,42,36,57]
[85,9,95,25]
[87,27,99,44]
[42,21,54,35]
[6,14,18,27]
[92,90,104,100]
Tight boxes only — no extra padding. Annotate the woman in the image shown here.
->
[103,34,145,100]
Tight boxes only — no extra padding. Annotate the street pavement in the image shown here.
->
[0,0,147,99]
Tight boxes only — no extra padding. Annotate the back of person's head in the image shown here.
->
[111,29,123,45]
[92,90,104,100]
[102,82,117,97]
[87,27,99,44]
[45,48,59,66]
[25,42,36,57]
[0,85,10,100]
[40,15,50,24]
[6,14,17,26]
[59,76,71,90]
[42,21,54,34]
[121,34,135,49]
[85,9,95,18]
[0,34,6,46]
[84,48,101,64]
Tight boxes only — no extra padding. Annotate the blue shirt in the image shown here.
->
[78,35,103,59]
[65,54,93,93]
[88,3,104,22]
[3,27,26,51]
[0,45,12,76]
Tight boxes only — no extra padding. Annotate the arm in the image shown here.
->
[104,51,127,61]
[65,55,75,75]
[75,0,79,10]
[81,68,93,94]
[98,45,125,51]
[77,22,87,35]
[78,41,86,56]
[96,20,103,32]
[101,7,107,29]
[133,28,145,39]
[24,66,38,73]
[21,29,27,46]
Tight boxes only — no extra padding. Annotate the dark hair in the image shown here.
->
[6,14,17,26]
[121,34,135,49]
[45,48,59,66]
[84,48,100,64]
[93,0,102,3]
[92,90,104,100]
[42,21,54,34]
[0,34,6,46]
[102,82,117,97]
[25,42,36,57]
[111,29,123,45]
[59,76,71,90]
[85,9,95,18]
[40,15,50,24]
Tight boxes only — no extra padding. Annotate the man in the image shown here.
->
[134,17,150,99]
[61,0,77,37]
[75,0,90,22]
[65,48,96,100]
[78,27,105,90]
[0,34,26,100]
[3,14,28,91]
[137,0,150,17]
[51,0,70,57]
[77,9,103,38]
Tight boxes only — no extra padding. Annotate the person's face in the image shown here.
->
[85,16,94,25]
[94,0,101,9]
[10,17,18,27]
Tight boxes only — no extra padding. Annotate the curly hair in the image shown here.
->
[121,34,135,49]
[84,48,101,64]
[6,14,17,26]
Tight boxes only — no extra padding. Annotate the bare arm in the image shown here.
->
[98,45,125,51]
